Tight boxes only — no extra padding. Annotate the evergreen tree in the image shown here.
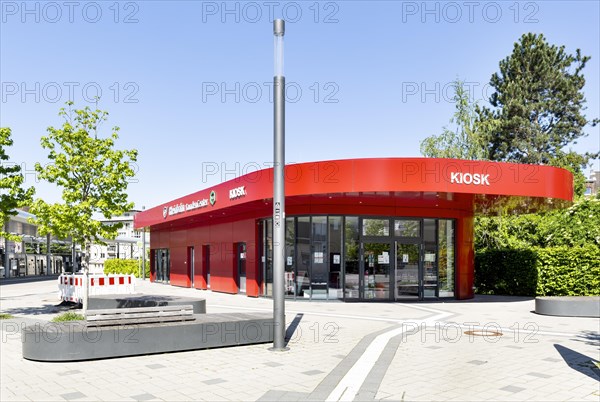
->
[480,33,598,171]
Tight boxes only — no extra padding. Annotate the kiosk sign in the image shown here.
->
[450,172,490,186]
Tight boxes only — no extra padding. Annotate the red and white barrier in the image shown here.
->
[58,274,136,303]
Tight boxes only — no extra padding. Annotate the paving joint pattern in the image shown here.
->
[1,279,599,402]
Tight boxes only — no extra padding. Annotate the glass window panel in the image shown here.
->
[438,219,455,297]
[311,216,328,299]
[296,217,310,297]
[264,219,273,296]
[424,219,436,243]
[344,217,360,299]
[328,216,343,299]
[285,217,296,298]
[394,220,420,237]
[363,242,390,300]
[362,219,390,236]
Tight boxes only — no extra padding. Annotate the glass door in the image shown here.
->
[188,246,195,287]
[395,242,420,299]
[155,249,170,283]
[362,242,391,300]
[237,243,246,294]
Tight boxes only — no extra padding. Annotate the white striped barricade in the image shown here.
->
[58,274,136,303]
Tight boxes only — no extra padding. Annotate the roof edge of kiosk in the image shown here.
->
[134,157,574,230]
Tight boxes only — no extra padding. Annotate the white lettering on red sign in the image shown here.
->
[164,198,210,219]
[229,186,246,200]
[450,172,490,186]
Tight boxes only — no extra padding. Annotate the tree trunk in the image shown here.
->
[82,241,91,312]
[3,221,9,279]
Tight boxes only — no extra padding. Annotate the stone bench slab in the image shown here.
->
[88,294,206,314]
[22,312,274,362]
[535,296,600,317]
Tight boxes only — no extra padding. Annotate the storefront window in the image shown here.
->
[154,248,170,283]
[311,216,328,299]
[424,219,436,243]
[344,217,360,298]
[328,216,343,300]
[261,215,456,301]
[264,219,273,296]
[285,217,296,298]
[362,219,390,236]
[438,220,455,297]
[296,217,311,297]
[394,219,420,237]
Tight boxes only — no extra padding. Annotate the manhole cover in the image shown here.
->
[464,329,503,337]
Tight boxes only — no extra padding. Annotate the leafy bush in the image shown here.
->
[103,259,148,278]
[475,246,600,296]
[475,249,537,296]
[0,313,14,320]
[543,199,600,248]
[52,312,84,322]
[475,198,600,250]
[536,246,600,296]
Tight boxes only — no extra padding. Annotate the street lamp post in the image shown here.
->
[271,18,287,351]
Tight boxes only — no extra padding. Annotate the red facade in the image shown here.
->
[135,158,573,300]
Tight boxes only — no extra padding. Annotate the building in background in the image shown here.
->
[88,210,150,274]
[1,209,73,278]
[584,170,599,196]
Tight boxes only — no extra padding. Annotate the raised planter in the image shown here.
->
[535,296,600,317]
[22,312,274,362]
[88,294,206,314]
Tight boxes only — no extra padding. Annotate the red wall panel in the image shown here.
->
[456,214,475,299]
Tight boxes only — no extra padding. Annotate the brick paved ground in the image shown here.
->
[1,278,598,401]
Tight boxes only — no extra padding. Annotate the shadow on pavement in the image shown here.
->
[0,276,59,286]
[285,313,304,346]
[554,344,600,382]
[413,294,535,304]
[571,330,600,347]
[2,303,77,316]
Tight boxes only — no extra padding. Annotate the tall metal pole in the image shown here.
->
[271,18,287,351]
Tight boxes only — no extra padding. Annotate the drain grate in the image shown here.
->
[464,329,503,337]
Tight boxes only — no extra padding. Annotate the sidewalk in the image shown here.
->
[1,278,598,401]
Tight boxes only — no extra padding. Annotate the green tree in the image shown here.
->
[480,33,598,173]
[30,102,138,310]
[420,79,491,160]
[0,128,35,240]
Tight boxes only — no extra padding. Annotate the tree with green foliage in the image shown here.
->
[475,197,600,250]
[30,102,137,310]
[479,33,598,194]
[420,79,492,160]
[0,127,35,240]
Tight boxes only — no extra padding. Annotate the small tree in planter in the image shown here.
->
[30,102,137,312]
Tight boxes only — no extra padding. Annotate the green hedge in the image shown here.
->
[475,246,600,296]
[103,259,149,278]
[475,249,537,296]
[536,246,600,296]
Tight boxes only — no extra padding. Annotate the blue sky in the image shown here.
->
[2,0,599,209]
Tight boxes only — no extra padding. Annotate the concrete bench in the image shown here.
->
[22,312,274,362]
[88,295,206,314]
[85,305,195,327]
[535,296,600,317]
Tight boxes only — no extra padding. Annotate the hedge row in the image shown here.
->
[475,246,600,296]
[475,249,537,296]
[103,259,149,278]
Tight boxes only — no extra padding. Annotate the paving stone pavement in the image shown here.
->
[1,278,598,401]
